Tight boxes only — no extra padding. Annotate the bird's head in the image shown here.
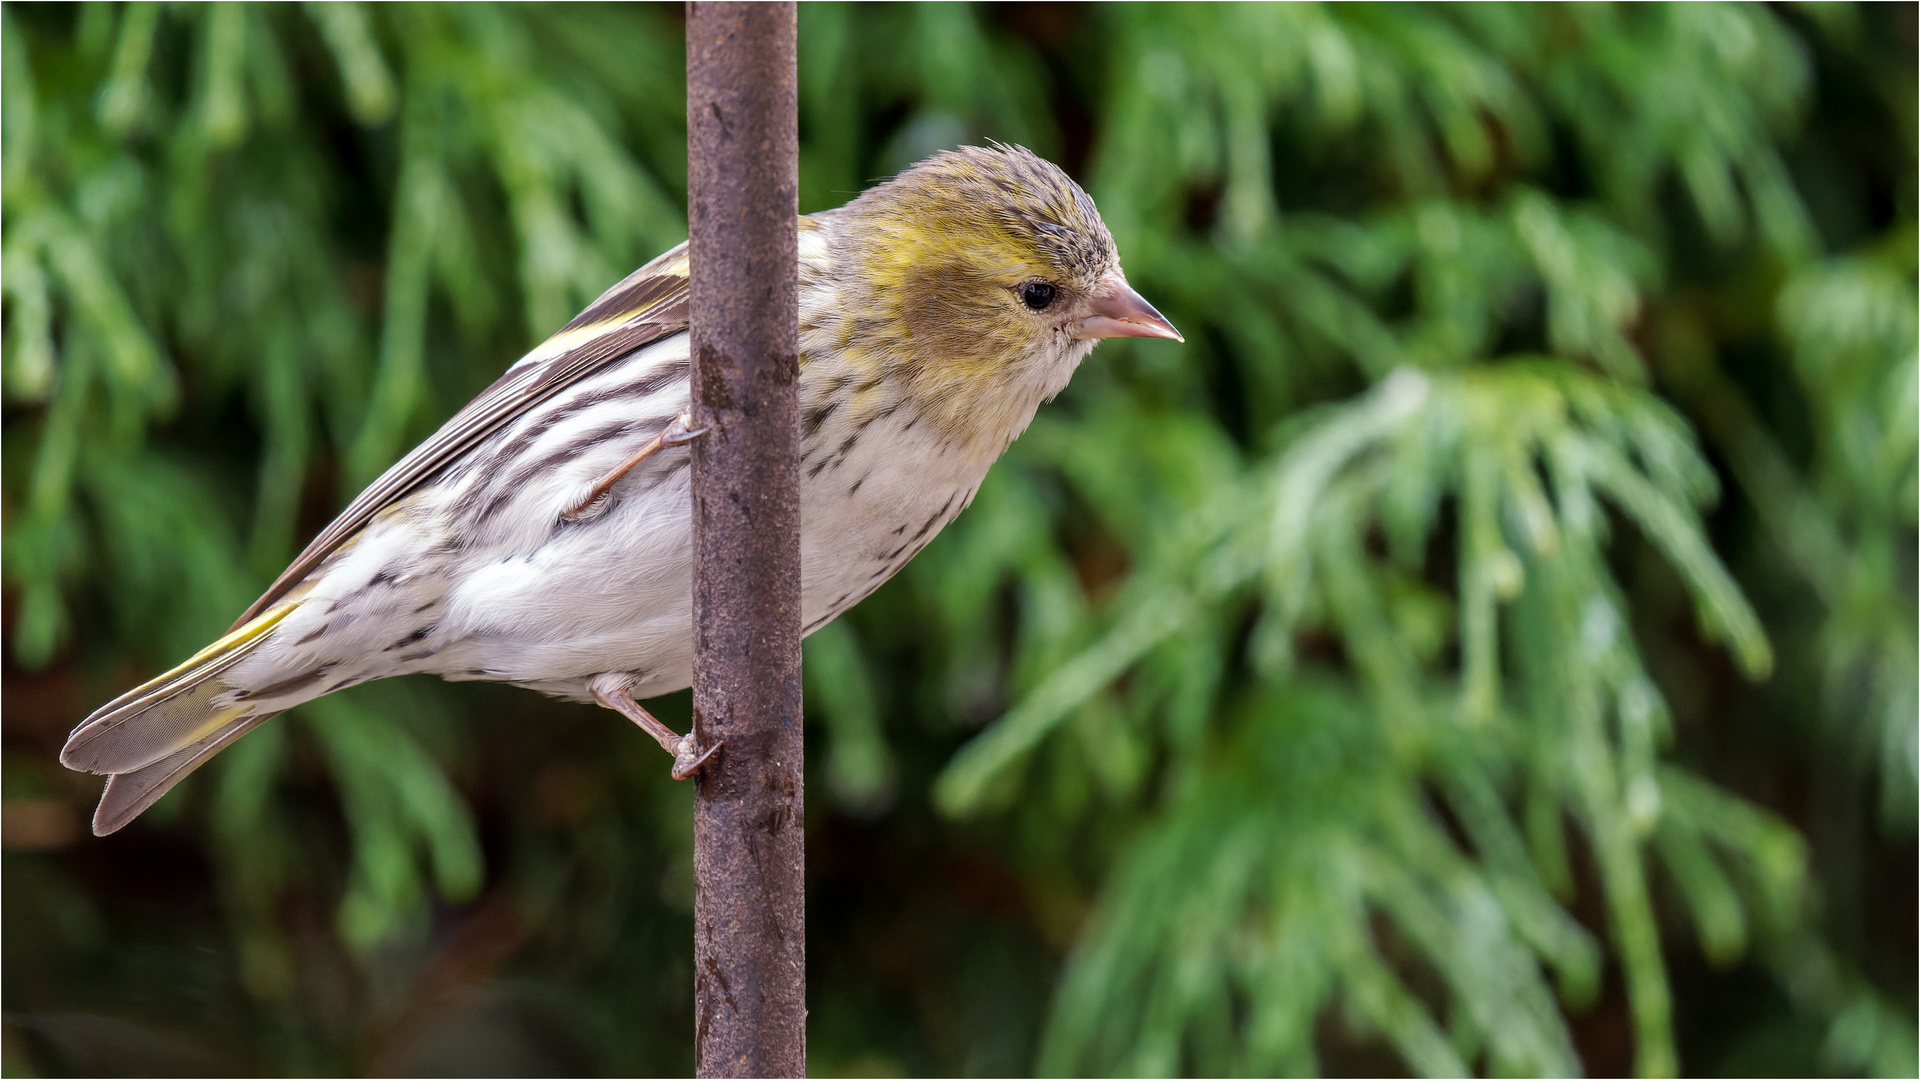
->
[830,144,1179,436]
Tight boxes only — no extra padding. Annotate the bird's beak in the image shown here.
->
[1073,278,1184,343]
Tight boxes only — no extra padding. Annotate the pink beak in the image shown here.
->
[1074,278,1184,342]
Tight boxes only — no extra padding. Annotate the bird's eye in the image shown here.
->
[1019,281,1057,311]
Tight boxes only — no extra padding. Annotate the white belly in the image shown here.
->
[432,403,983,700]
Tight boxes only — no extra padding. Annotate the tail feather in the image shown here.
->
[91,712,280,836]
[63,674,257,776]
[63,603,300,834]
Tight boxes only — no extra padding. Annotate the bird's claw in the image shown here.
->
[661,410,710,448]
[669,734,721,781]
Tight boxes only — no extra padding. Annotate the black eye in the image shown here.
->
[1019,281,1057,311]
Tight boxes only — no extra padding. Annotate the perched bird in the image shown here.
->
[61,144,1181,836]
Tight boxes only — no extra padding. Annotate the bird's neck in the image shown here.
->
[797,309,1074,472]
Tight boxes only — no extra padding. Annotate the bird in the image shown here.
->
[60,143,1182,836]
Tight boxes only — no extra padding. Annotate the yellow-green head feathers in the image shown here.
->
[844,143,1117,287]
[813,144,1129,445]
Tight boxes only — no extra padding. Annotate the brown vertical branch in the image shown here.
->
[685,4,804,1078]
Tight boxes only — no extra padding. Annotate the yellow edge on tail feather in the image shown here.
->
[153,600,300,688]
[87,599,304,725]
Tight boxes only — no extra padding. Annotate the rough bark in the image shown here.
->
[686,3,804,1077]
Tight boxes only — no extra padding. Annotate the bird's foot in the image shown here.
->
[661,410,709,447]
[670,733,722,781]
[592,680,719,781]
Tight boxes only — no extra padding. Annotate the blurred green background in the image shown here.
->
[2,3,1914,1076]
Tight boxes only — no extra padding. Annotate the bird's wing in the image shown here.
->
[230,242,692,629]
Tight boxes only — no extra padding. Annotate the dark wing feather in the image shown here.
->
[231,243,691,630]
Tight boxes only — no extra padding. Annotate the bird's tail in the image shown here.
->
[62,603,299,836]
